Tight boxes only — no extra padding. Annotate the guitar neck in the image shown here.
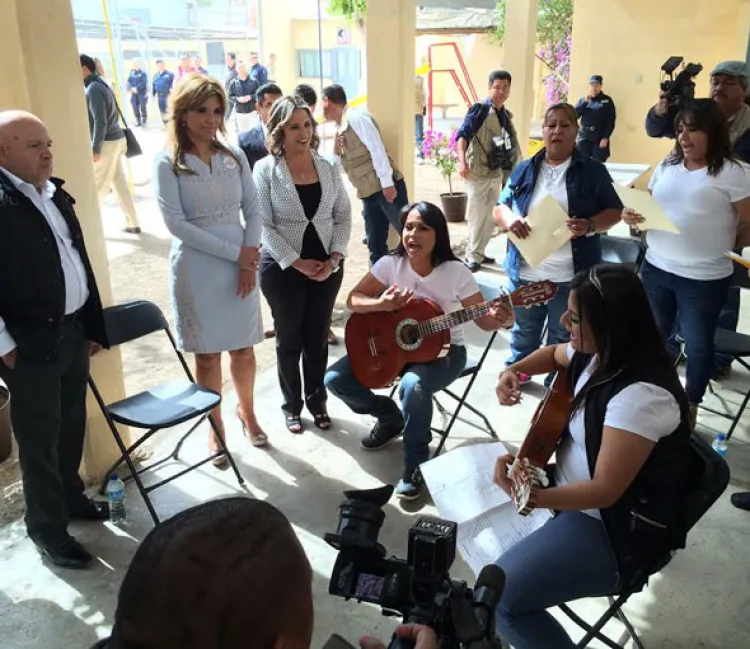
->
[418,294,510,336]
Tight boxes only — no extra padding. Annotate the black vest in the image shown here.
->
[0,171,107,361]
[568,352,693,587]
[238,124,268,171]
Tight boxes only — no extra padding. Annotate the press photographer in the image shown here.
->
[91,497,441,649]
[645,59,750,160]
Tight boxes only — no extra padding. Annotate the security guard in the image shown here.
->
[126,60,149,127]
[152,59,175,124]
[575,74,616,162]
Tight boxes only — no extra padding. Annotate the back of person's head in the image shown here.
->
[294,83,318,108]
[109,498,313,649]
[80,54,97,74]
[669,97,735,175]
[394,201,459,266]
[256,82,283,104]
[322,84,347,105]
[570,264,672,374]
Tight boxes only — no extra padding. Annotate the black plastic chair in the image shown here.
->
[557,433,730,648]
[88,300,244,524]
[695,265,750,440]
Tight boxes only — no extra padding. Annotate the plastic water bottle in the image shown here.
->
[712,433,728,457]
[106,474,127,524]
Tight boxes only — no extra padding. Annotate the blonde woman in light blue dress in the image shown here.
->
[154,74,268,464]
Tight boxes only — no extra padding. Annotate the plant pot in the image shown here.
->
[440,192,468,223]
[0,385,11,463]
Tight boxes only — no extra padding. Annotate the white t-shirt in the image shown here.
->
[370,255,479,345]
[646,159,750,280]
[553,344,681,520]
[519,158,575,283]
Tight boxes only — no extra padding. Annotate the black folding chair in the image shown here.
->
[557,433,730,648]
[389,331,500,459]
[599,233,646,274]
[695,265,750,440]
[88,300,245,524]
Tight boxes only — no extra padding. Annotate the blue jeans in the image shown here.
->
[415,114,425,157]
[495,511,618,649]
[641,261,730,404]
[715,286,741,368]
[507,279,571,366]
[324,345,467,477]
[361,178,408,266]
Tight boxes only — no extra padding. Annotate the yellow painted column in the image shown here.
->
[0,0,129,482]
[259,0,296,94]
[503,0,539,156]
[365,0,416,199]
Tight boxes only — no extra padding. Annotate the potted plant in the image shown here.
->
[0,382,11,463]
[422,128,467,222]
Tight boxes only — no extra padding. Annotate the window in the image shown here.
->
[297,49,333,78]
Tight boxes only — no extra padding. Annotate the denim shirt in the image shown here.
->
[499,149,623,281]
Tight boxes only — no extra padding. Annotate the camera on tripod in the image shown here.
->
[325,485,505,649]
[660,55,703,107]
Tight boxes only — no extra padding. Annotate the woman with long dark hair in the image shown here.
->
[493,103,622,386]
[493,264,692,649]
[623,98,750,423]
[325,201,514,499]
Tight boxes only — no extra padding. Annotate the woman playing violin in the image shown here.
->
[492,264,692,649]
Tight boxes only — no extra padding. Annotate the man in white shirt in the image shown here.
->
[0,110,109,569]
[321,84,409,266]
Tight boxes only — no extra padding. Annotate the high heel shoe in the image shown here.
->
[237,406,269,448]
[208,431,230,468]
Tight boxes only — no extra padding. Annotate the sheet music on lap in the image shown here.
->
[421,441,552,576]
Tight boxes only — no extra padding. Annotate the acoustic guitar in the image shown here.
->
[509,369,573,515]
[344,281,557,389]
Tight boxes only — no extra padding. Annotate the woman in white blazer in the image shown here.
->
[253,95,351,434]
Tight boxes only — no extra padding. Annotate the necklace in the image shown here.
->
[287,156,314,181]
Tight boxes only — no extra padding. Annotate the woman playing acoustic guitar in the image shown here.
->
[325,201,514,500]
[492,264,692,649]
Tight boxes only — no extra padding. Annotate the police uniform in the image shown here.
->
[126,68,149,126]
[575,75,616,162]
[152,69,175,123]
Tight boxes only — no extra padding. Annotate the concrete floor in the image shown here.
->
[1,128,750,648]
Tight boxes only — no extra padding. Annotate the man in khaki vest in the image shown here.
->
[457,70,520,272]
[322,84,408,266]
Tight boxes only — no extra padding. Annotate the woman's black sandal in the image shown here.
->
[285,414,304,434]
[313,413,331,430]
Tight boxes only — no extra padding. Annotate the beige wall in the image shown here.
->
[570,0,750,170]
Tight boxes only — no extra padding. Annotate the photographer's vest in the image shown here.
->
[339,113,403,199]
[729,104,750,148]
[467,108,505,180]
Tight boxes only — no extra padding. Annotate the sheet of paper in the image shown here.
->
[614,185,680,233]
[421,442,554,577]
[726,251,750,270]
[507,195,572,267]
[457,507,553,576]
[420,442,511,524]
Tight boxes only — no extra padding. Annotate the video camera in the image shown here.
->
[325,485,505,649]
[660,56,703,107]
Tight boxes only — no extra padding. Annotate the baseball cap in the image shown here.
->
[589,75,603,84]
[711,61,748,84]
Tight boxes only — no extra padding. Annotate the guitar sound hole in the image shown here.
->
[399,324,420,346]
